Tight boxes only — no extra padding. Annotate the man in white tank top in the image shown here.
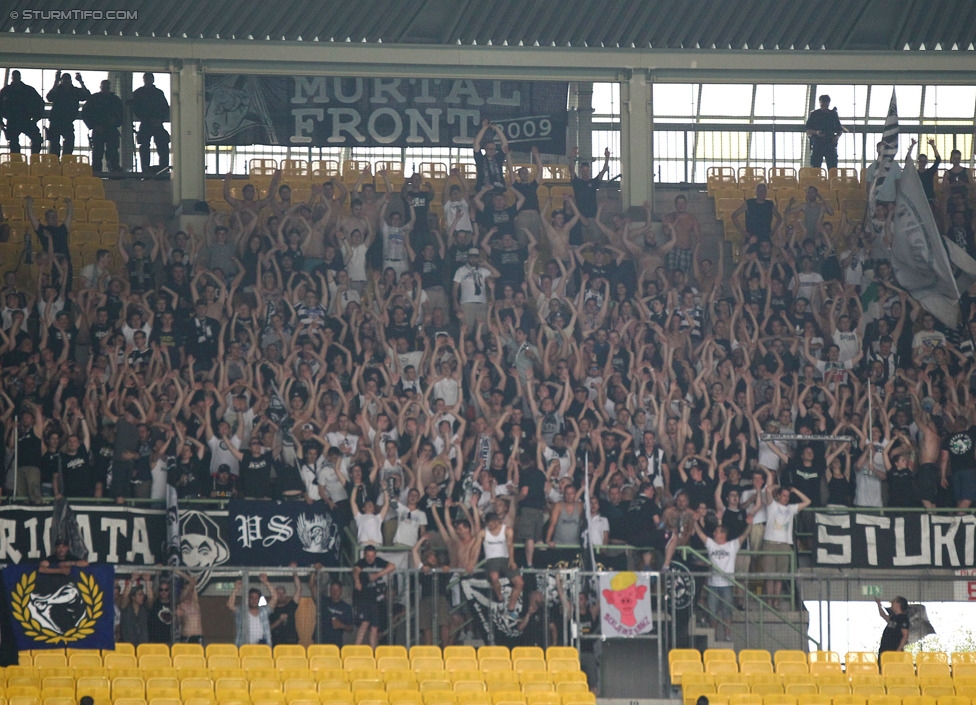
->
[477,512,524,618]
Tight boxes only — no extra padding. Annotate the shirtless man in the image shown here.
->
[352,165,388,234]
[431,497,481,572]
[692,240,723,300]
[223,170,277,220]
[616,200,673,276]
[661,194,701,273]
[540,197,581,266]
[594,202,649,251]
[312,179,349,248]
[915,403,942,509]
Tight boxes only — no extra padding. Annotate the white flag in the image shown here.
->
[868,89,898,216]
[599,571,655,637]
[892,158,960,328]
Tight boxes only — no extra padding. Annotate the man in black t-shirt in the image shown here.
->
[314,577,355,646]
[58,424,100,498]
[352,545,395,648]
[517,464,548,568]
[474,186,525,241]
[876,596,909,657]
[569,146,610,245]
[26,195,74,291]
[805,94,844,169]
[231,438,274,499]
[473,118,510,191]
[270,572,303,645]
[940,418,976,509]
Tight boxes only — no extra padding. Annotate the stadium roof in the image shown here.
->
[3,0,976,52]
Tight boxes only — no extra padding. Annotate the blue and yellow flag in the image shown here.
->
[3,564,115,650]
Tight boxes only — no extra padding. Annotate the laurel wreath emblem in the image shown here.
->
[11,570,104,644]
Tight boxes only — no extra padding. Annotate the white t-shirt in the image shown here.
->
[588,515,610,547]
[453,265,491,304]
[765,501,799,544]
[343,242,369,282]
[833,329,860,362]
[355,512,384,546]
[444,198,473,232]
[705,537,740,587]
[326,431,359,456]
[208,435,241,475]
[393,506,428,546]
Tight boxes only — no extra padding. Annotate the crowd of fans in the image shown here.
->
[3,116,976,646]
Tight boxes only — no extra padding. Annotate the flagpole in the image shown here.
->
[12,415,18,502]
[582,451,596,571]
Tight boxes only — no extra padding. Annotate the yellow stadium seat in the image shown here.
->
[741,663,774,676]
[833,697,867,705]
[480,660,512,674]
[276,657,309,672]
[240,645,273,660]
[205,645,237,658]
[420,682,452,693]
[950,652,976,665]
[682,665,714,687]
[884,664,918,678]
[810,663,843,676]
[901,698,937,705]
[139,655,173,671]
[272,646,306,659]
[881,653,914,667]
[342,646,375,660]
[935,697,969,705]
[442,648,475,662]
[243,657,275,671]
[69,653,104,671]
[309,656,343,672]
[776,663,809,677]
[809,652,841,665]
[543,648,576,663]
[136,645,169,658]
[171,655,205,671]
[774,653,807,667]
[917,665,950,679]
[479,648,511,661]
[208,657,241,671]
[784,684,818,696]
[112,678,146,699]
[41,679,73,693]
[511,649,544,663]
[921,685,955,698]
[707,662,740,676]
[307,645,340,659]
[521,683,553,695]
[512,661,545,675]
[848,663,880,676]
[113,699,147,705]
[343,658,375,672]
[819,681,852,696]
[33,654,68,669]
[730,695,763,705]
[865,696,901,705]
[378,658,411,672]
[146,678,180,700]
[446,660,479,673]
[886,680,920,697]
[761,696,797,705]
[739,651,772,665]
[719,684,752,695]
[454,683,486,694]
[376,647,408,660]
[751,684,784,697]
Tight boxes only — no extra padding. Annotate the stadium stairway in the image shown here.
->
[104,178,176,227]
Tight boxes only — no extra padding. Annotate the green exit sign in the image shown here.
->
[862,585,883,597]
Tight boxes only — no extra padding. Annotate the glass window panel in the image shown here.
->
[652,83,698,117]
[754,84,809,119]
[868,85,923,118]
[591,82,619,117]
[813,85,869,120]
[749,133,773,162]
[924,85,976,118]
[698,84,753,116]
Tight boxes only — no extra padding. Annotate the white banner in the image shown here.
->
[892,158,960,327]
[599,571,654,638]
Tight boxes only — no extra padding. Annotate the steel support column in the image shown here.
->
[620,70,652,209]
[172,62,205,208]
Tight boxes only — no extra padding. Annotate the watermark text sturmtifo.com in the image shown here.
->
[9,9,138,20]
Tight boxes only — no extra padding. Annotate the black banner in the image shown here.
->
[226,500,343,567]
[814,512,976,568]
[204,75,568,152]
[0,505,166,566]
